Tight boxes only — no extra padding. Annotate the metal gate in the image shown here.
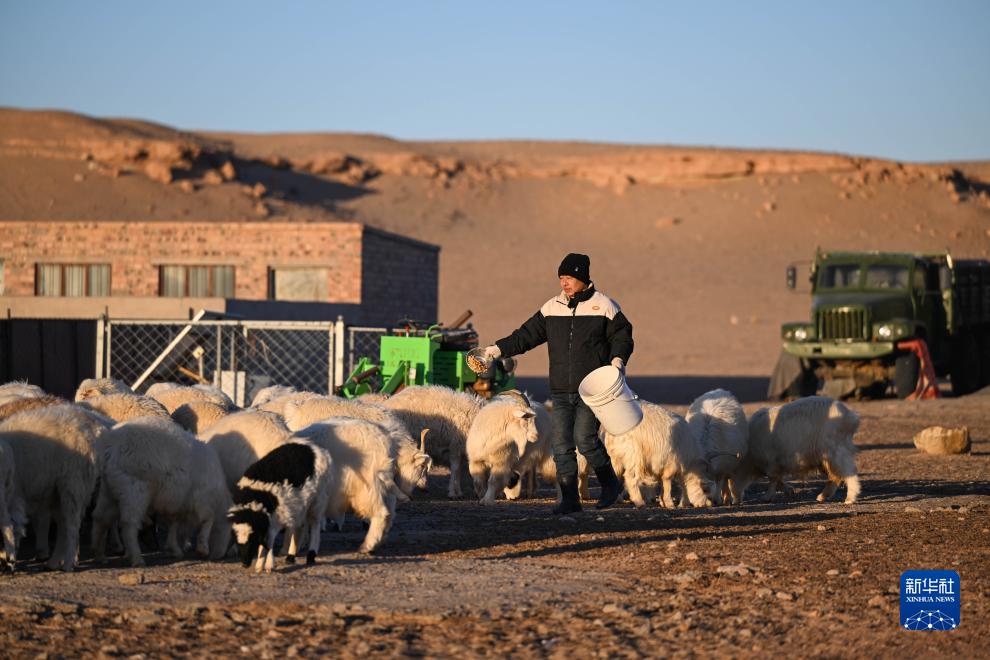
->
[99,315,345,406]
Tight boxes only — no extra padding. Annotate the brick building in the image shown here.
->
[0,220,438,326]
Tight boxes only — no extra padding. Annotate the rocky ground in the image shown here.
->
[1,394,988,658]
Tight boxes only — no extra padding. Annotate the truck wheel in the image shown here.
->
[950,333,982,397]
[768,351,817,400]
[894,353,920,399]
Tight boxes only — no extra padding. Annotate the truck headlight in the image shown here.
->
[794,328,808,341]
[874,321,911,340]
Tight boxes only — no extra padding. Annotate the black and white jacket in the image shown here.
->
[495,285,634,393]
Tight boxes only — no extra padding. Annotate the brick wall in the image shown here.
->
[360,227,439,326]
[0,220,363,302]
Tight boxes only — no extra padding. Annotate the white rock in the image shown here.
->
[914,426,971,455]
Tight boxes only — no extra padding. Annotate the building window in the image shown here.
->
[268,267,329,301]
[35,263,111,296]
[159,265,235,297]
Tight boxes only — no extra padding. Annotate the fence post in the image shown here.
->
[214,325,222,387]
[105,318,113,378]
[333,316,346,391]
[94,314,106,378]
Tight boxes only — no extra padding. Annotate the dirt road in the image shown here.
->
[2,395,988,658]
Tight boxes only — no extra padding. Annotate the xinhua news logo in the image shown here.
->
[900,570,960,630]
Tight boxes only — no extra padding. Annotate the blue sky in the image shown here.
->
[1,1,988,161]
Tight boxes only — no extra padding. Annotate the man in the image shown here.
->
[483,253,633,514]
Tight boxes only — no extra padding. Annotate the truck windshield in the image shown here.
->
[819,264,861,289]
[864,264,909,290]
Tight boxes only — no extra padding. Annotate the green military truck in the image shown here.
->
[771,249,990,399]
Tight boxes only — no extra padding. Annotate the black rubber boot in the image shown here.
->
[594,463,623,510]
[552,475,582,515]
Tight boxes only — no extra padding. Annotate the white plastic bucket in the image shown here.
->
[578,365,643,436]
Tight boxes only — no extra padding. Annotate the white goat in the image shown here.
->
[0,395,65,422]
[604,401,711,509]
[0,438,26,571]
[0,404,102,571]
[250,384,298,409]
[198,410,293,491]
[293,418,402,553]
[466,398,539,505]
[257,391,323,416]
[171,400,230,434]
[78,393,170,423]
[149,385,233,414]
[0,381,45,407]
[502,401,591,502]
[74,378,133,402]
[384,385,484,498]
[731,397,861,504]
[686,389,748,505]
[91,416,232,566]
[284,397,431,496]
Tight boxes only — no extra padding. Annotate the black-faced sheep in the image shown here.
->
[228,440,334,572]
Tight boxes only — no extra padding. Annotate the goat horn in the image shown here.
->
[420,428,429,453]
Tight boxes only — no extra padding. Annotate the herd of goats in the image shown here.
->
[0,378,861,573]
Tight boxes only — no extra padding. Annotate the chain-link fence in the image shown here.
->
[103,317,338,406]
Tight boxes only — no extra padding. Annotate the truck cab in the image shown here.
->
[776,250,990,398]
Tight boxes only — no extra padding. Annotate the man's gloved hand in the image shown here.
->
[611,357,625,373]
[483,345,502,360]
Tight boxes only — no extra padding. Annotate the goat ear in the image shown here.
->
[415,453,432,469]
[513,408,536,419]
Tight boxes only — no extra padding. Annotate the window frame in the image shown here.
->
[267,266,330,301]
[34,262,112,297]
[158,264,235,298]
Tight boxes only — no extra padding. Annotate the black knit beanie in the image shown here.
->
[558,253,591,285]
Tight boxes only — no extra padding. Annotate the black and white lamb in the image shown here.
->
[227,440,334,573]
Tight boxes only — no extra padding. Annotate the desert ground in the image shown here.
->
[1,109,989,656]
[2,108,989,377]
[1,393,988,658]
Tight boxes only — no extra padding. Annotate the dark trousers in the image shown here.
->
[550,392,612,480]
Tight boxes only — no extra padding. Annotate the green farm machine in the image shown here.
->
[338,311,517,398]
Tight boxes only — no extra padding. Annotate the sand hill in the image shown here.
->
[2,107,988,379]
